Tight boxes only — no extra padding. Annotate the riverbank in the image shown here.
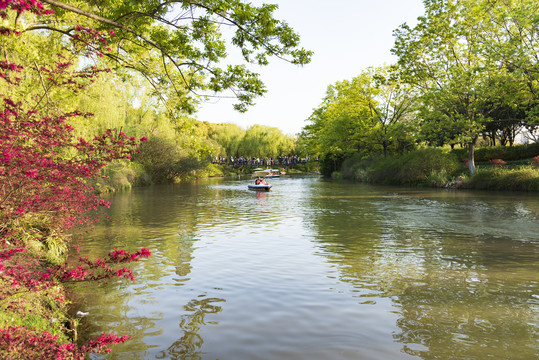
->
[334,147,539,191]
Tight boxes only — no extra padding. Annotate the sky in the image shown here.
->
[194,0,426,136]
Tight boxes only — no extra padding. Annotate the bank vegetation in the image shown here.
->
[299,0,539,192]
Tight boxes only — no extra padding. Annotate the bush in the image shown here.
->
[451,142,539,162]
[349,148,461,186]
[134,136,203,183]
[468,167,539,191]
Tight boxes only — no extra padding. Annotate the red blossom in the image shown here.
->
[0,4,149,358]
[489,158,507,168]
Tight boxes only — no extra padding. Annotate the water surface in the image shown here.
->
[71,177,539,359]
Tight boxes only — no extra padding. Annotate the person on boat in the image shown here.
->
[261,178,269,185]
[255,177,262,185]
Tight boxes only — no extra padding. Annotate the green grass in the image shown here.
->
[0,281,72,342]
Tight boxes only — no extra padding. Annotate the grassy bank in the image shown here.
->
[336,147,539,191]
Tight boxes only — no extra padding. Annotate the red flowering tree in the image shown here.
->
[489,159,507,168]
[1,0,150,358]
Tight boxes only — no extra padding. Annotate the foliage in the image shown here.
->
[392,0,539,173]
[489,159,507,168]
[451,142,539,162]
[340,148,461,186]
[134,136,202,183]
[94,161,151,193]
[20,0,312,115]
[1,1,152,357]
[301,66,417,175]
[467,167,539,191]
[0,326,130,360]
[207,122,297,158]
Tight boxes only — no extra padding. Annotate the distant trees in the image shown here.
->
[208,123,297,159]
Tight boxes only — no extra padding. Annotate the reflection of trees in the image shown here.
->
[305,187,539,359]
[71,179,245,357]
[68,283,157,358]
[157,296,225,360]
[393,266,538,360]
[71,184,210,356]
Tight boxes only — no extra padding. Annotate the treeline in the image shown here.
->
[68,78,302,187]
[299,0,539,185]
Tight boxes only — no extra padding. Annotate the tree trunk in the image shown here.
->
[467,138,476,174]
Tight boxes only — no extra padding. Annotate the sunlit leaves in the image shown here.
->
[392,0,539,172]
[302,67,416,167]
[29,0,312,114]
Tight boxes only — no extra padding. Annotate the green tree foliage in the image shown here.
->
[392,0,539,173]
[208,123,296,159]
[27,0,312,115]
[134,136,201,183]
[3,0,311,173]
[211,123,245,157]
[301,67,416,176]
[239,124,293,157]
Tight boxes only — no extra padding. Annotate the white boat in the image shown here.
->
[248,184,272,191]
[252,168,280,178]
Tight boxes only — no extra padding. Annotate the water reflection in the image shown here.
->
[73,178,538,360]
[157,296,225,360]
[304,183,539,359]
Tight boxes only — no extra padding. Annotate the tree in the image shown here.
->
[238,124,293,158]
[392,0,539,173]
[301,67,416,175]
[13,0,312,115]
[1,2,151,356]
[211,123,245,157]
[363,67,417,157]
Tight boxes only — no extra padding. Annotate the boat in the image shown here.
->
[248,183,272,191]
[252,168,281,178]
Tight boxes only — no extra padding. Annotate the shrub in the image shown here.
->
[489,159,507,168]
[0,2,150,357]
[451,142,539,162]
[468,167,539,191]
[134,136,203,183]
[361,148,461,186]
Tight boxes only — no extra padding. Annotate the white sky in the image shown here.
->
[194,0,425,136]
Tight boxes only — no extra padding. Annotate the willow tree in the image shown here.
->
[392,0,539,173]
[238,124,294,158]
[8,0,312,116]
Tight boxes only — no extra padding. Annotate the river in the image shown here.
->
[69,176,539,360]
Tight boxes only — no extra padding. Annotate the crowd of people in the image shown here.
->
[211,155,316,167]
